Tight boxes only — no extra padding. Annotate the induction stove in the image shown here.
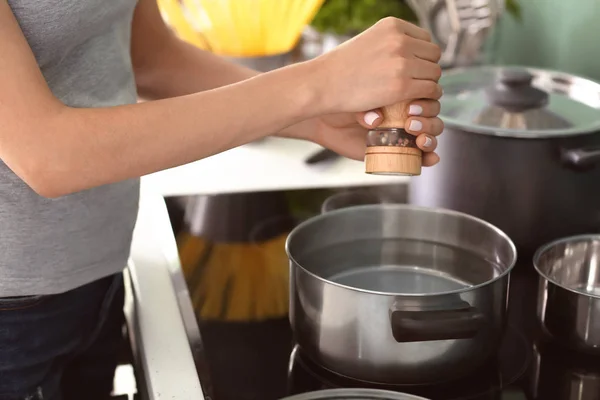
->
[196,265,600,400]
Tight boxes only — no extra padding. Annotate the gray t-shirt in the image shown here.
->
[2,0,141,296]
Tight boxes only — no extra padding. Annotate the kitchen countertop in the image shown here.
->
[142,137,408,197]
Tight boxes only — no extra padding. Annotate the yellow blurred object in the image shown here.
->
[157,0,210,49]
[177,229,290,322]
[157,0,325,57]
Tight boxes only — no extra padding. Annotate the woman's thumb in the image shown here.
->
[357,110,382,129]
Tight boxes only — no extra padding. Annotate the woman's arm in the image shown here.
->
[131,0,259,99]
[0,1,441,199]
[128,0,444,163]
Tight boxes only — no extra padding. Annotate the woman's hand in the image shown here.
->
[301,99,442,166]
[308,17,443,114]
[284,17,444,166]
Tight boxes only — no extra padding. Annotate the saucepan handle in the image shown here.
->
[389,301,485,342]
[561,147,600,171]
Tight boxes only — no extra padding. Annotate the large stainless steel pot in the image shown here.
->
[534,234,600,354]
[285,204,517,385]
[409,66,600,259]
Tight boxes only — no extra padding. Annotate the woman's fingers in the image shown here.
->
[355,105,443,158]
[415,133,437,152]
[404,79,443,101]
[405,99,440,118]
[357,109,383,129]
[408,58,443,81]
[357,100,441,129]
[395,18,432,42]
[422,151,440,166]
[405,114,443,153]
[405,116,444,137]
[406,37,443,63]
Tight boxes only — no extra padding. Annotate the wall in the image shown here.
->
[486,0,600,81]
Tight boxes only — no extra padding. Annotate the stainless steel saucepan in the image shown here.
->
[285,204,517,385]
[535,234,600,354]
[281,389,429,400]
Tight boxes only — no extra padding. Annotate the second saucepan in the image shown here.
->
[286,204,517,385]
[534,234,600,354]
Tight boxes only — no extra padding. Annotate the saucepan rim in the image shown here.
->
[285,204,517,297]
[280,388,430,400]
[533,233,600,299]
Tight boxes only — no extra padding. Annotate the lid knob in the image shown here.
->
[499,69,535,86]
[485,68,549,112]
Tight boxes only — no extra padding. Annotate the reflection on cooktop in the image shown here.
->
[287,324,531,400]
[529,337,600,400]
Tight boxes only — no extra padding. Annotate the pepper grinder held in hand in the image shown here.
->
[365,101,422,176]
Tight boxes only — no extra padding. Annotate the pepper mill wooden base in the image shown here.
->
[365,146,422,176]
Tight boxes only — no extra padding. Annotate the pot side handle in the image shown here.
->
[561,148,600,171]
[390,302,485,343]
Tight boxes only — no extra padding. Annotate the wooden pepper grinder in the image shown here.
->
[365,100,422,176]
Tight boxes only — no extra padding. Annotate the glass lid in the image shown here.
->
[439,65,600,138]
[281,389,429,400]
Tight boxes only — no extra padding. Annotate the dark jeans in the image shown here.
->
[0,273,125,400]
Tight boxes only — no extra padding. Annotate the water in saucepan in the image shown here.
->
[297,238,504,294]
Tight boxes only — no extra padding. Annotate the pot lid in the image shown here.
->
[439,66,600,138]
[281,389,429,400]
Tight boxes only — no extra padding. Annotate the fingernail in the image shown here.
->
[409,120,423,131]
[423,135,433,148]
[364,111,380,126]
[409,105,423,116]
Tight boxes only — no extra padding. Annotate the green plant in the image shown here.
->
[505,0,522,22]
[310,0,417,35]
[311,0,522,35]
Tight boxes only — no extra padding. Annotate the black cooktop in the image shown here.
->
[196,264,600,400]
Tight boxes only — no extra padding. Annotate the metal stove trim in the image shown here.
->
[126,185,207,400]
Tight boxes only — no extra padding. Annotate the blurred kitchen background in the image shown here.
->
[114,0,600,399]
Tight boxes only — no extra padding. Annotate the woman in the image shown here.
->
[0,0,443,399]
